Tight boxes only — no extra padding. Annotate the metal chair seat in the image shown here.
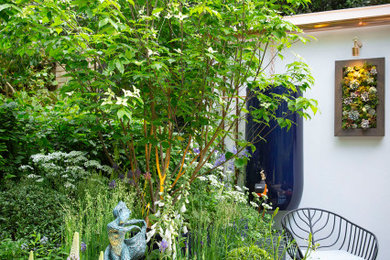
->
[281,208,378,260]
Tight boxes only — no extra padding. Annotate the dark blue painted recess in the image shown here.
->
[245,86,303,210]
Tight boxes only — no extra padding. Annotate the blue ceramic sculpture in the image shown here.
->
[104,201,147,260]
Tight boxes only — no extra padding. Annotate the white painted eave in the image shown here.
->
[284,4,390,32]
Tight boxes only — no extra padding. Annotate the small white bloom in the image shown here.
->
[104,88,115,98]
[116,97,128,106]
[204,163,214,169]
[174,12,188,21]
[101,99,113,106]
[207,47,217,54]
[180,204,186,213]
[20,165,33,171]
[262,203,272,210]
[146,228,156,242]
[183,226,188,234]
[154,201,165,207]
[198,176,206,181]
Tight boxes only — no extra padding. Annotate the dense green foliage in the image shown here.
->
[227,245,271,260]
[0,180,70,241]
[0,233,67,259]
[0,0,319,258]
[0,91,117,180]
[0,238,25,259]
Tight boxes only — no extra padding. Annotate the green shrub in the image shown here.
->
[0,91,119,181]
[0,233,67,260]
[0,181,70,241]
[227,245,271,260]
[0,238,25,259]
[0,101,28,180]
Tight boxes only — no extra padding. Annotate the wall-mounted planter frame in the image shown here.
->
[335,58,385,136]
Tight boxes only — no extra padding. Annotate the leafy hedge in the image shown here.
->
[0,181,70,241]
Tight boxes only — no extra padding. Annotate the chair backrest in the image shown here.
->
[281,208,378,260]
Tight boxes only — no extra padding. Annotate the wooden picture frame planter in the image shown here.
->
[335,58,385,136]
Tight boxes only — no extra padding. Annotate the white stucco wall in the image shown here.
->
[274,24,390,260]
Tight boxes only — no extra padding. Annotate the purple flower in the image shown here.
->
[127,169,141,180]
[232,146,249,158]
[40,236,48,244]
[214,153,226,167]
[193,148,200,154]
[109,180,116,189]
[135,169,141,178]
[21,243,28,250]
[112,163,119,171]
[144,172,151,180]
[127,179,135,186]
[127,170,134,179]
[119,174,124,180]
[228,161,235,172]
[81,242,86,252]
[159,240,169,252]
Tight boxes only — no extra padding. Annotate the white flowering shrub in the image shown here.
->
[147,183,191,258]
[20,151,112,190]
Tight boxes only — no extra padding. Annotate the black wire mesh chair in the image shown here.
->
[281,208,378,260]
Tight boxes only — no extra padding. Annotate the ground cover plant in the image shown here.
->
[0,0,318,258]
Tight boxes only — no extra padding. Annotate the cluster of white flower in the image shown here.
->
[21,151,110,189]
[101,87,142,108]
[147,186,191,258]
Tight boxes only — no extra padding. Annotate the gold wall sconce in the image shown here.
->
[352,37,362,56]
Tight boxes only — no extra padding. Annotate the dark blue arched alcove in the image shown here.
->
[245,86,303,210]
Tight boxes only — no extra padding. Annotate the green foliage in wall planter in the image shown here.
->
[342,63,378,130]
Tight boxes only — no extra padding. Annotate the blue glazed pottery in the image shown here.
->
[245,86,303,210]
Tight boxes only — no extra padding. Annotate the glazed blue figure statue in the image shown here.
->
[104,201,147,260]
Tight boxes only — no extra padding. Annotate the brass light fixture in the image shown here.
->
[352,37,362,56]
